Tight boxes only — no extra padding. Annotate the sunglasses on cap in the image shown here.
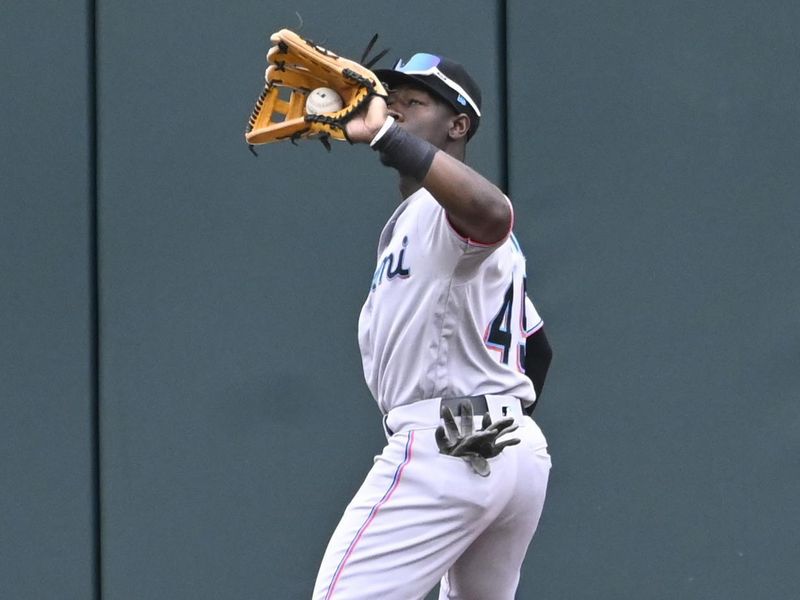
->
[393,53,482,117]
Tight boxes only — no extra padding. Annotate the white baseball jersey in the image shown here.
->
[358,187,543,415]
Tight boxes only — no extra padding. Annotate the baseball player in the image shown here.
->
[311,53,553,600]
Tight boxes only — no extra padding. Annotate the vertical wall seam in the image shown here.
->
[498,0,510,195]
[88,0,102,598]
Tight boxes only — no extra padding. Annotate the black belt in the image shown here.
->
[440,395,491,416]
[383,396,492,438]
[382,396,524,438]
[441,395,531,417]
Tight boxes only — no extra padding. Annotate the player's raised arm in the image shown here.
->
[422,150,512,245]
[347,96,511,245]
[346,55,513,246]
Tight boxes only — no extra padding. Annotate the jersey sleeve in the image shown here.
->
[523,294,544,336]
[416,193,509,278]
[444,195,514,249]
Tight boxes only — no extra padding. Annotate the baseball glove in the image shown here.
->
[245,29,388,151]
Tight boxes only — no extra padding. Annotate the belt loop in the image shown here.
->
[382,414,394,439]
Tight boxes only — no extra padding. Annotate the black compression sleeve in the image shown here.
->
[524,327,553,415]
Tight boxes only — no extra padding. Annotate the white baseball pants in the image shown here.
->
[312,399,551,600]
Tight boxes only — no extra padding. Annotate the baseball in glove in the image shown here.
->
[245,29,388,152]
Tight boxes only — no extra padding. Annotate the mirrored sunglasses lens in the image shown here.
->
[397,53,441,73]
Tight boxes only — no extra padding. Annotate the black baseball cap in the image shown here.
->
[375,54,482,139]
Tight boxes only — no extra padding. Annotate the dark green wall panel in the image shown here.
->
[0,2,95,599]
[508,2,800,598]
[96,2,502,598]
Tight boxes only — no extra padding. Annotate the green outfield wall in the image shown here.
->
[2,1,798,598]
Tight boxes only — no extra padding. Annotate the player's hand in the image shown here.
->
[345,95,389,144]
[435,402,521,477]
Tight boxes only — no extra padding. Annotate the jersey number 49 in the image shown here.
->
[484,276,537,372]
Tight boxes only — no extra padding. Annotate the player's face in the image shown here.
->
[385,84,458,149]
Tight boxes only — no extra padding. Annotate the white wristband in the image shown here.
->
[369,115,396,147]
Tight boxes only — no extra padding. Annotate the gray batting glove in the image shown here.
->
[435,401,521,477]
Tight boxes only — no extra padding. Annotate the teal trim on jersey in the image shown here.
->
[510,233,522,254]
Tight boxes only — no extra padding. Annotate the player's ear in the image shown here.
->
[448,113,470,141]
